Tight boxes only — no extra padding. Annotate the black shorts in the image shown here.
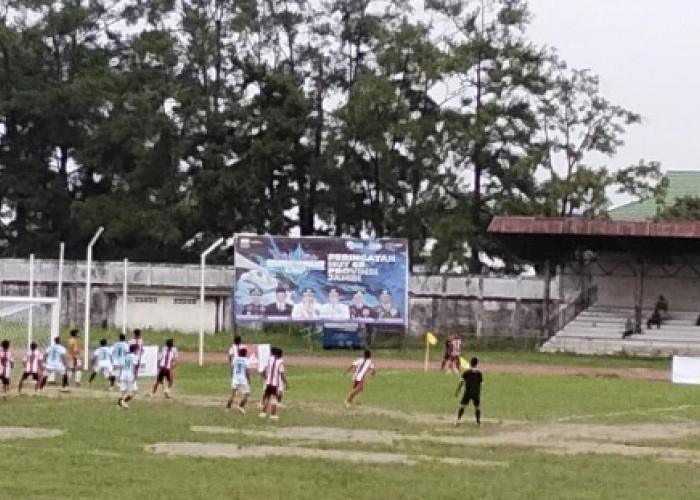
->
[461,393,480,407]
[263,384,278,399]
[0,376,9,386]
[21,372,39,381]
[443,353,451,361]
[352,380,365,390]
[157,368,171,383]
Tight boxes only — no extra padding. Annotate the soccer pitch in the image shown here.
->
[2,362,700,499]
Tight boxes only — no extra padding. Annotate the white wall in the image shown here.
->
[113,295,218,333]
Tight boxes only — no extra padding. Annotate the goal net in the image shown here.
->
[0,296,60,352]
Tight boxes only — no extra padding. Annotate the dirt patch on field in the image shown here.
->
[191,423,700,463]
[146,442,507,467]
[192,425,404,444]
[0,427,63,440]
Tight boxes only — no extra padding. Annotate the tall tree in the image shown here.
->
[426,0,546,271]
[533,57,660,217]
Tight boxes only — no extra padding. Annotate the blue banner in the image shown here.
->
[233,235,408,325]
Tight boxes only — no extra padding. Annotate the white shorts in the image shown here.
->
[231,381,250,394]
[113,365,123,377]
[119,378,135,393]
[68,358,82,370]
[45,364,65,375]
[96,361,113,377]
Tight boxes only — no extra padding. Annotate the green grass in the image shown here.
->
[0,362,698,498]
[78,326,671,371]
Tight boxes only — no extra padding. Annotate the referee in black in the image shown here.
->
[455,357,483,427]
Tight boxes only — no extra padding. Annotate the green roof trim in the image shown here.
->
[609,171,700,220]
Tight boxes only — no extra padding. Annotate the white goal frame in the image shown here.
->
[0,296,60,349]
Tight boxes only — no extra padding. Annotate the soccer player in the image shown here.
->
[228,335,244,364]
[117,344,139,409]
[449,334,463,374]
[129,329,144,390]
[344,349,375,408]
[227,347,251,414]
[455,357,483,427]
[67,329,83,386]
[0,340,13,398]
[440,335,453,372]
[111,334,129,380]
[41,337,68,390]
[88,339,116,389]
[151,339,178,398]
[18,342,42,395]
[260,347,287,420]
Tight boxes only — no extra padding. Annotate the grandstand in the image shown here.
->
[542,306,700,356]
[489,216,700,356]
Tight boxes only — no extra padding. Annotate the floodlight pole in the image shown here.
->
[57,241,65,315]
[200,238,224,366]
[84,227,104,367]
[27,254,34,349]
[122,258,128,335]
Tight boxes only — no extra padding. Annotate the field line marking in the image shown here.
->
[552,404,700,422]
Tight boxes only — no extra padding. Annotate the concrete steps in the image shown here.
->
[541,306,700,356]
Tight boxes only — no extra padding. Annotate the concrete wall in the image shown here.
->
[592,254,700,312]
[0,258,577,337]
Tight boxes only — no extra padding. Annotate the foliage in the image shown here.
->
[0,0,661,267]
[656,195,700,220]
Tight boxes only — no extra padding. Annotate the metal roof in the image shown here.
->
[488,216,700,262]
[609,171,700,220]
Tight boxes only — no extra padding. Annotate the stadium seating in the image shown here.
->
[541,306,700,356]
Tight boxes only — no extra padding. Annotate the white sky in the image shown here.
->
[528,0,699,181]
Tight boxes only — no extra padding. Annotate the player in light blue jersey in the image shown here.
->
[88,339,116,388]
[41,337,68,390]
[117,344,139,409]
[226,348,251,414]
[111,334,129,379]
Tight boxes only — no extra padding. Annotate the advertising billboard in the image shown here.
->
[233,235,408,326]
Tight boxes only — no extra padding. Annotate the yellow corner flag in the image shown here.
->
[460,356,469,370]
[426,332,437,346]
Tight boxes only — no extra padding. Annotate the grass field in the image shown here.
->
[0,358,699,499]
[79,326,671,370]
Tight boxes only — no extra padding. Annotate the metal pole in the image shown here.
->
[57,241,64,311]
[27,254,34,349]
[199,237,224,366]
[83,226,104,367]
[122,258,128,334]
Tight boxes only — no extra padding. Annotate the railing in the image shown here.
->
[546,284,598,339]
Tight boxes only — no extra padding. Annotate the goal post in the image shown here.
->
[0,296,60,351]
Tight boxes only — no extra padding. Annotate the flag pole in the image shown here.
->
[424,334,430,372]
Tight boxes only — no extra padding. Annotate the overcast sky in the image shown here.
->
[528,0,698,183]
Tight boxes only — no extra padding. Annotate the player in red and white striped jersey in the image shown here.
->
[18,342,42,395]
[151,339,178,399]
[129,329,144,390]
[0,340,13,398]
[345,349,375,408]
[259,347,288,420]
[449,335,463,374]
